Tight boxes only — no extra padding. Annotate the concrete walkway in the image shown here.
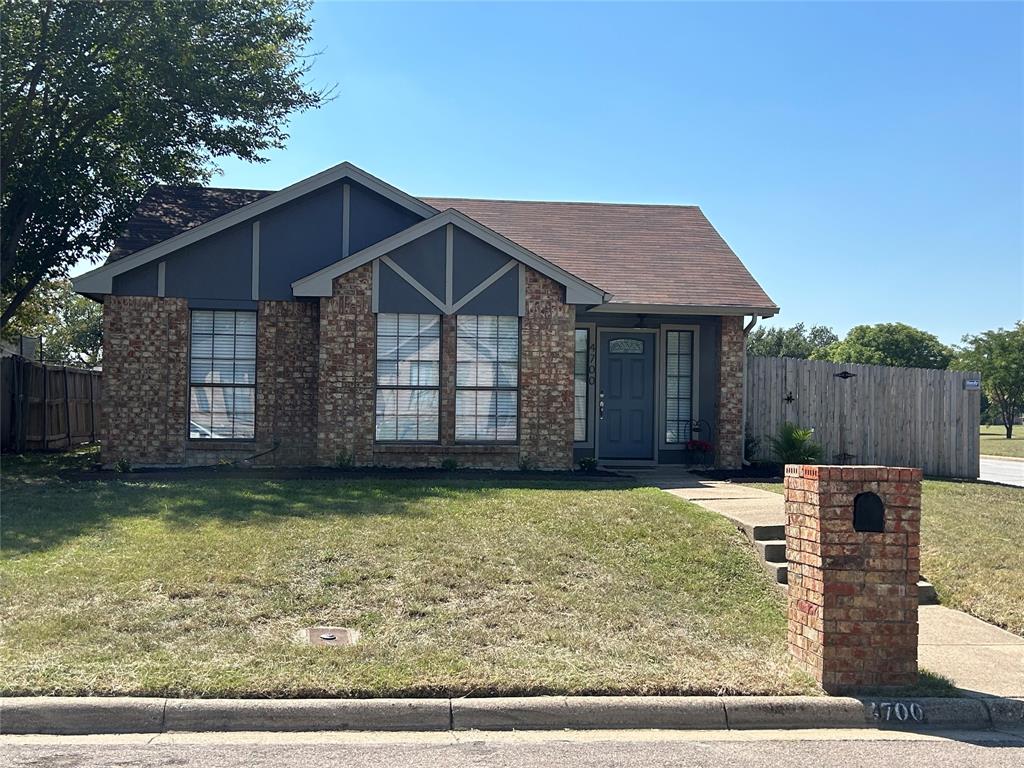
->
[648,471,1024,699]
[649,471,785,535]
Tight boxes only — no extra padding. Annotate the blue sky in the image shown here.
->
[210,1,1023,344]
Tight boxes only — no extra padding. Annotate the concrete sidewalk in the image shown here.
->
[648,471,1024,700]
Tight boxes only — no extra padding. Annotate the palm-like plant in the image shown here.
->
[769,422,823,464]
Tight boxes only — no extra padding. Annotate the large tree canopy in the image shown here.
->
[747,322,838,359]
[1,0,327,327]
[953,323,1024,439]
[815,322,953,369]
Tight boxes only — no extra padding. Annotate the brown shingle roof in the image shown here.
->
[108,185,776,312]
[107,186,273,261]
[421,197,776,310]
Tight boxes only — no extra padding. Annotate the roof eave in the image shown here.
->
[589,302,779,318]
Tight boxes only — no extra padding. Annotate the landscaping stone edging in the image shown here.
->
[3,695,1020,735]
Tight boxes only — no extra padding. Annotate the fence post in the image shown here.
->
[89,372,96,443]
[63,366,72,449]
[41,364,48,451]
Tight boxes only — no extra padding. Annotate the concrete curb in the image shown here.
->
[0,695,1008,735]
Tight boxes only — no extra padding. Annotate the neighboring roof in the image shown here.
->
[107,186,272,261]
[420,198,776,312]
[89,163,777,314]
[292,208,607,306]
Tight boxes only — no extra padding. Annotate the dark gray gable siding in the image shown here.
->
[457,267,519,316]
[348,181,424,255]
[451,228,512,303]
[164,221,252,301]
[112,261,159,296]
[375,225,520,316]
[105,180,429,302]
[386,227,446,299]
[377,262,442,314]
[258,181,344,300]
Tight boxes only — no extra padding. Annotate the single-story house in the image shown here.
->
[74,162,777,470]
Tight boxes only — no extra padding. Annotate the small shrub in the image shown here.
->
[335,451,355,470]
[217,457,234,467]
[578,456,598,473]
[113,457,132,473]
[440,457,459,471]
[744,434,761,462]
[768,422,823,465]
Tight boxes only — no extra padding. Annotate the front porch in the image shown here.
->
[571,312,746,469]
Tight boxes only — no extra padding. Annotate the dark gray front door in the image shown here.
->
[599,332,655,460]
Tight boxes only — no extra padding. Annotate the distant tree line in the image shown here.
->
[748,320,1024,439]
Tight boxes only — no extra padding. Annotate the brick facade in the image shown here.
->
[716,315,744,469]
[254,300,320,465]
[312,262,575,470]
[785,464,921,692]
[315,264,376,466]
[101,295,189,466]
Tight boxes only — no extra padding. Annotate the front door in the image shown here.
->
[599,332,655,460]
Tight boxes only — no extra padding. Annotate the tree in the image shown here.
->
[3,279,103,365]
[816,323,953,369]
[953,323,1024,439]
[747,322,838,358]
[1,0,328,328]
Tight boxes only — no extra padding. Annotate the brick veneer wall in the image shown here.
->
[716,315,744,469]
[101,295,189,466]
[255,300,320,465]
[316,264,376,466]
[314,263,575,469]
[785,464,921,692]
[519,269,575,470]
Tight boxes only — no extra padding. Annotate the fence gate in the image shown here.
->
[745,356,981,479]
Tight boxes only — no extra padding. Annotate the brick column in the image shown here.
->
[715,315,744,469]
[785,464,922,693]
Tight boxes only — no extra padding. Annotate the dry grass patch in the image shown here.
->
[980,425,1024,459]
[0,455,812,697]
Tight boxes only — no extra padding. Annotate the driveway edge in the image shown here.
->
[3,695,1015,735]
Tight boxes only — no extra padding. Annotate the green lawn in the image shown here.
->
[980,425,1024,459]
[740,478,1024,635]
[0,450,813,698]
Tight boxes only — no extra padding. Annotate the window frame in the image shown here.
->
[374,312,442,443]
[187,308,258,441]
[574,326,594,444]
[658,324,701,449]
[455,314,521,444]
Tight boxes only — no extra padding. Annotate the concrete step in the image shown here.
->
[756,539,786,563]
[918,579,939,605]
[762,559,788,585]
[749,523,785,542]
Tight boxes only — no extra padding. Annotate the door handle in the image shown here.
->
[599,390,605,420]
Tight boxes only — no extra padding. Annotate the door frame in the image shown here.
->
[595,327,659,465]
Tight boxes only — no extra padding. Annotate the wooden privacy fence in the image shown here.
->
[745,356,981,479]
[1,356,102,452]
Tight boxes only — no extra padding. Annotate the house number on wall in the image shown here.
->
[871,702,924,722]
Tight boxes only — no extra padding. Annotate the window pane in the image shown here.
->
[574,328,589,443]
[455,314,519,441]
[189,311,257,440]
[665,331,694,445]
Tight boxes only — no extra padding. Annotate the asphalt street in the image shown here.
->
[979,457,1024,487]
[4,729,1024,768]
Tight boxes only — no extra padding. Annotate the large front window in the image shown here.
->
[375,313,440,441]
[189,310,256,439]
[456,315,518,441]
[664,330,695,444]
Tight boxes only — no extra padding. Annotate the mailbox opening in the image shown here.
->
[853,492,885,533]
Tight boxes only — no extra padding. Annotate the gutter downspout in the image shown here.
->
[741,315,759,466]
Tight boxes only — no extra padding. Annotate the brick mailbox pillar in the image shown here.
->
[784,464,922,693]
